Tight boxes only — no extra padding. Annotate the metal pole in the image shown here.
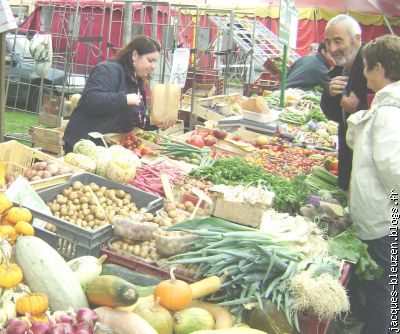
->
[0,33,6,142]
[280,44,288,108]
[124,1,133,45]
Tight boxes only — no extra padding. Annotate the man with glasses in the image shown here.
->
[320,14,371,191]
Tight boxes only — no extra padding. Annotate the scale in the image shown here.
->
[218,115,279,136]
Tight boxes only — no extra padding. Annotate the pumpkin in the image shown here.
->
[16,292,49,316]
[68,254,107,291]
[153,267,193,311]
[0,225,16,243]
[6,207,32,224]
[15,236,89,311]
[0,263,23,288]
[14,221,34,236]
[0,238,12,264]
[0,194,12,215]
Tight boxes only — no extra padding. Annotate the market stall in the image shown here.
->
[0,83,384,334]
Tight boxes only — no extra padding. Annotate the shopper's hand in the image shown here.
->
[158,119,176,130]
[329,76,348,97]
[126,93,141,106]
[341,92,360,114]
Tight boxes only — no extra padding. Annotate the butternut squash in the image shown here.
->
[94,306,157,334]
[86,275,138,307]
[15,236,89,311]
[190,276,222,300]
[189,301,233,329]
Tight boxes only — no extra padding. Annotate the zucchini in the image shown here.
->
[101,264,162,286]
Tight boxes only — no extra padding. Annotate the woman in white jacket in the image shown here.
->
[346,34,400,334]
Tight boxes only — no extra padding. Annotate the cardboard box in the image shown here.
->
[158,120,184,137]
[206,193,268,227]
[194,93,242,122]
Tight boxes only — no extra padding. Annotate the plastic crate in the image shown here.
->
[0,140,76,190]
[100,246,196,283]
[25,173,163,260]
[38,173,164,213]
[29,206,113,260]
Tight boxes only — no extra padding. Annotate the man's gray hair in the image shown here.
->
[326,14,362,37]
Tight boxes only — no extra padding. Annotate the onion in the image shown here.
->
[6,319,27,328]
[73,322,92,333]
[58,315,74,325]
[30,321,51,334]
[47,323,74,334]
[5,322,30,334]
[75,308,98,325]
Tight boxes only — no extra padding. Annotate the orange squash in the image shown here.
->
[6,207,32,224]
[16,292,49,316]
[15,221,34,236]
[0,225,16,243]
[153,267,192,311]
[0,263,23,288]
[0,194,12,215]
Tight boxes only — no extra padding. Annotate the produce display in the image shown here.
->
[0,86,378,334]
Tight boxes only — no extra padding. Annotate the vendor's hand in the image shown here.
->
[341,92,360,114]
[329,76,348,97]
[157,119,176,130]
[126,93,141,106]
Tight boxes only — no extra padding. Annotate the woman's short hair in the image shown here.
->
[114,35,161,65]
[326,14,361,37]
[362,34,400,82]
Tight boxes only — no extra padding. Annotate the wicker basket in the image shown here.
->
[0,140,75,190]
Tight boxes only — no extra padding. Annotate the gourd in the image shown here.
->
[1,284,31,303]
[94,306,157,334]
[190,329,269,334]
[189,301,233,329]
[105,159,137,184]
[15,236,89,311]
[73,139,97,157]
[101,264,162,286]
[86,275,139,307]
[0,263,23,288]
[64,153,96,173]
[190,276,222,300]
[14,221,34,236]
[15,292,49,316]
[133,296,173,334]
[153,267,192,311]
[0,225,16,243]
[6,207,32,224]
[0,194,12,214]
[0,238,12,264]
[68,254,108,290]
[0,299,16,326]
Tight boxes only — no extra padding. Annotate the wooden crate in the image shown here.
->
[30,125,66,156]
[194,94,242,122]
[0,140,75,190]
[158,120,185,137]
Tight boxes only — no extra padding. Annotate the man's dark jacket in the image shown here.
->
[320,48,370,190]
[286,53,330,91]
[63,60,146,149]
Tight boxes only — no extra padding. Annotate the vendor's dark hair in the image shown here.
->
[318,41,327,53]
[114,35,161,65]
[362,34,400,82]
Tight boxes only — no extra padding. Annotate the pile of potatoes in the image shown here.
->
[153,229,197,256]
[46,181,141,231]
[110,238,159,262]
[24,160,74,181]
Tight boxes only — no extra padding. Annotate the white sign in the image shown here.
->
[169,48,190,88]
[0,1,17,33]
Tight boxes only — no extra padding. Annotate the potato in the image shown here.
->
[32,161,48,171]
[24,169,35,180]
[41,170,52,179]
[45,163,59,176]
[57,166,73,175]
[31,175,42,181]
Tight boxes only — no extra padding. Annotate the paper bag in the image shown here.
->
[150,84,180,125]
[0,2,17,33]
[240,96,270,114]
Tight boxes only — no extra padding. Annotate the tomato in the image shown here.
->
[204,135,217,147]
[141,147,155,156]
[331,160,339,170]
[188,135,205,148]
